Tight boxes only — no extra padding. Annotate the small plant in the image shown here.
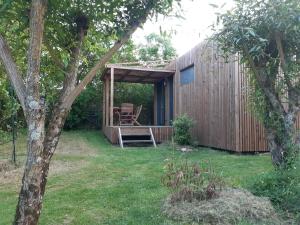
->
[249,168,300,221]
[172,114,194,145]
[0,129,10,144]
[161,159,224,203]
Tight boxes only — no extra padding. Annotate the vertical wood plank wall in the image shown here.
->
[236,63,268,152]
[170,43,268,152]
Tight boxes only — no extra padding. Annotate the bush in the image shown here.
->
[172,114,194,145]
[161,159,224,203]
[65,85,101,129]
[249,169,300,220]
[0,129,11,144]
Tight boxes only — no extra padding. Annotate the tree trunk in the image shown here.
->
[266,131,286,167]
[265,112,297,169]
[14,99,46,225]
[14,105,69,225]
[14,1,48,223]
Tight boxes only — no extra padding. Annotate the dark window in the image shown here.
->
[180,65,195,85]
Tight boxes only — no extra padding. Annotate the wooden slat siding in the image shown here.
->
[296,114,300,133]
[234,57,239,151]
[237,64,268,152]
[173,43,237,151]
[171,42,290,152]
[103,126,118,143]
[103,126,173,144]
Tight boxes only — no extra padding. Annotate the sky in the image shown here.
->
[133,0,235,56]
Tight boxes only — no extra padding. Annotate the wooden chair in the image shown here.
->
[133,105,143,126]
[119,103,134,125]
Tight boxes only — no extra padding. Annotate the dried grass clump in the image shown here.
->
[0,159,86,186]
[162,188,280,225]
[0,160,19,172]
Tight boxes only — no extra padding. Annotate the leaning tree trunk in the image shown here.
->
[265,112,297,169]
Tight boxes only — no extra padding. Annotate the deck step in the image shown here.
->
[121,133,151,136]
[121,127,150,136]
[122,140,153,143]
[118,127,156,148]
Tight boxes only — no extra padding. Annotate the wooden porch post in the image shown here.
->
[165,79,170,126]
[105,77,109,126]
[110,67,114,126]
[102,78,106,128]
[154,83,157,125]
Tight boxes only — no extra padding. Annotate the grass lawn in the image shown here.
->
[0,130,274,225]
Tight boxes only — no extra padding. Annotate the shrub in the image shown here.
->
[161,159,224,203]
[0,129,11,144]
[249,169,300,220]
[65,85,101,129]
[172,114,194,145]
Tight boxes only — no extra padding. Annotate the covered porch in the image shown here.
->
[101,63,175,147]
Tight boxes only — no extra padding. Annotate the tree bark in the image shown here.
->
[14,104,46,225]
[0,34,26,113]
[14,1,48,224]
[14,104,69,225]
[264,108,297,168]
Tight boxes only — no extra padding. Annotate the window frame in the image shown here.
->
[180,64,195,85]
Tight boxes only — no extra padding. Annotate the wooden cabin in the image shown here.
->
[101,42,274,152]
[168,43,268,152]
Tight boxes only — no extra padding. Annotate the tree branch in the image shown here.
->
[43,29,85,159]
[43,38,66,73]
[59,30,85,102]
[242,44,286,116]
[62,9,151,109]
[275,32,286,69]
[0,34,26,111]
[26,0,47,99]
[275,32,300,113]
[61,37,129,109]
[274,32,292,90]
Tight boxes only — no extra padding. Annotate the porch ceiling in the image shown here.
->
[101,64,175,83]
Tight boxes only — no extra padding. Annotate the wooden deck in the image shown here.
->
[103,126,173,144]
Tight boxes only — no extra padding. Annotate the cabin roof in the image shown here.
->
[101,64,175,83]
